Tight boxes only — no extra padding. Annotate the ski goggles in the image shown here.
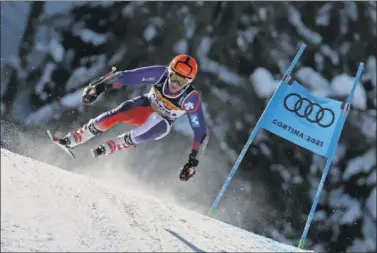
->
[168,68,192,87]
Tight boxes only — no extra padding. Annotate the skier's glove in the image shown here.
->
[179,150,199,181]
[82,67,120,104]
[82,84,101,104]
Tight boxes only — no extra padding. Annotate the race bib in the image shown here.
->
[148,87,185,119]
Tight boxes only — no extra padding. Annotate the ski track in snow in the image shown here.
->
[1,148,313,252]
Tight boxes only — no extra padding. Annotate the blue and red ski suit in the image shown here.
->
[91,65,208,154]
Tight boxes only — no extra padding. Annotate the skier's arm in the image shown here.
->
[82,66,167,104]
[107,65,167,90]
[183,91,209,162]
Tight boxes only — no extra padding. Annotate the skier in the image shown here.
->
[52,55,208,181]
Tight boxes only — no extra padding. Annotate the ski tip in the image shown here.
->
[90,149,97,159]
[67,150,76,159]
[46,129,53,139]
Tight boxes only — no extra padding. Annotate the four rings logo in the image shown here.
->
[283,93,335,128]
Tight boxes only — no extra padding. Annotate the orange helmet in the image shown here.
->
[169,54,198,79]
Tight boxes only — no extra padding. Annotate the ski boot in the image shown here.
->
[46,130,76,159]
[91,144,106,158]
[90,132,135,158]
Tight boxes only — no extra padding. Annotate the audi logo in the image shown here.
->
[283,93,335,128]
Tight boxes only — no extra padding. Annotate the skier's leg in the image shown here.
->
[92,112,172,157]
[93,95,154,130]
[62,95,152,148]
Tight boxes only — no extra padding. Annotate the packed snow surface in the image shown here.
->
[1,148,312,252]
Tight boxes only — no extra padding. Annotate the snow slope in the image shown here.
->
[1,148,313,252]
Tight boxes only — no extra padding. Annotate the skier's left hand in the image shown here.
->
[179,151,199,181]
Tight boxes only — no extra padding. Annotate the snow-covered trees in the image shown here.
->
[1,2,375,252]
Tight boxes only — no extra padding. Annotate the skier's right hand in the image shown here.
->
[82,67,118,104]
[82,85,101,104]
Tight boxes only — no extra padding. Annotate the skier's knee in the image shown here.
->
[117,131,135,146]
[88,119,103,135]
[154,119,171,140]
[92,114,116,132]
[130,117,171,144]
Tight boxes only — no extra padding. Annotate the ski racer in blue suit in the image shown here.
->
[56,54,209,181]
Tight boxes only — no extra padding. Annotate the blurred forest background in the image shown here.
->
[1,1,376,252]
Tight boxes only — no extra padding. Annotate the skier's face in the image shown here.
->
[168,69,191,93]
[168,80,186,92]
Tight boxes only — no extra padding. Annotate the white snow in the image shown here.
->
[150,17,164,27]
[342,148,376,180]
[312,210,327,222]
[235,120,243,130]
[287,5,322,45]
[339,201,362,225]
[196,36,212,56]
[108,46,127,66]
[1,1,94,59]
[330,74,367,110]
[60,88,85,108]
[344,1,358,21]
[24,102,58,125]
[260,142,272,158]
[250,67,279,98]
[65,67,91,91]
[183,14,196,38]
[45,1,110,17]
[5,55,27,78]
[88,1,113,8]
[49,39,65,63]
[296,67,330,97]
[339,9,348,35]
[242,27,258,43]
[359,111,377,139]
[65,55,106,91]
[122,2,145,18]
[314,52,324,71]
[348,207,377,252]
[1,149,312,252]
[366,170,376,185]
[329,187,362,225]
[218,65,242,85]
[196,45,242,87]
[271,164,291,182]
[316,3,332,27]
[320,45,339,65]
[362,210,377,250]
[212,86,231,102]
[1,101,5,116]
[259,8,268,21]
[368,1,377,25]
[75,28,107,46]
[0,2,30,58]
[174,39,188,54]
[24,87,88,125]
[348,238,374,253]
[366,187,376,220]
[339,42,351,56]
[144,24,157,41]
[35,63,56,94]
[366,56,376,87]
